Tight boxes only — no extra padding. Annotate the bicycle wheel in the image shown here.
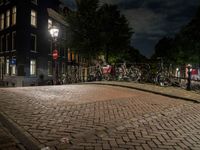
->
[128,67,140,82]
[140,68,149,83]
[158,74,172,87]
[95,71,102,81]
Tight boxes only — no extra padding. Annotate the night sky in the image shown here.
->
[62,0,200,58]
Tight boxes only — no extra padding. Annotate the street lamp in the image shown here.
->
[49,26,59,85]
[186,64,192,90]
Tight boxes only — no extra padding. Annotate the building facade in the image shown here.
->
[0,0,85,86]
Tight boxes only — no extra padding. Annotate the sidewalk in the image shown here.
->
[87,81,200,103]
[0,122,25,150]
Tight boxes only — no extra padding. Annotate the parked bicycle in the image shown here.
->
[115,62,140,82]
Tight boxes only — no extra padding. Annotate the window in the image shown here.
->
[68,49,71,62]
[31,0,37,5]
[76,54,79,63]
[12,6,16,25]
[11,57,16,75]
[49,40,52,54]
[5,0,9,4]
[62,63,65,74]
[6,58,9,74]
[6,33,9,51]
[72,52,75,61]
[31,34,36,51]
[6,10,10,28]
[48,61,52,76]
[12,31,16,50]
[31,10,37,27]
[48,19,52,29]
[30,59,36,76]
[0,14,4,30]
[0,35,4,52]
[63,48,66,58]
[0,0,3,5]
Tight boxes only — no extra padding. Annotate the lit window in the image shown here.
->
[11,65,16,75]
[6,33,9,51]
[48,61,52,76]
[30,59,36,75]
[6,58,9,74]
[31,0,37,5]
[72,52,75,61]
[68,49,71,62]
[0,14,4,30]
[0,35,4,52]
[31,34,36,51]
[12,31,16,50]
[31,10,37,27]
[48,19,52,29]
[11,57,16,75]
[12,6,16,25]
[6,10,10,28]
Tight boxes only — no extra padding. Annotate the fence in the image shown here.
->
[57,62,200,94]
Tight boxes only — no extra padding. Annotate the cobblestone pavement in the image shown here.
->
[0,84,200,150]
[89,81,200,103]
[0,122,25,150]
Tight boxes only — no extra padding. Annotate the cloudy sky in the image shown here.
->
[63,0,200,57]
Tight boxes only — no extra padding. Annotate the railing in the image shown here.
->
[84,63,200,92]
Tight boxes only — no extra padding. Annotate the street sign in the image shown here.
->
[10,59,16,65]
[52,49,58,60]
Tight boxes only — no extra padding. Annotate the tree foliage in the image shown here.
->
[152,6,200,65]
[172,7,200,64]
[97,4,133,63]
[66,0,134,63]
[66,0,101,59]
[151,37,174,63]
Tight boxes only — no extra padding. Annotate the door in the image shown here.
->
[0,57,4,80]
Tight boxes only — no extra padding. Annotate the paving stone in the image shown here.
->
[0,84,200,149]
[0,123,25,150]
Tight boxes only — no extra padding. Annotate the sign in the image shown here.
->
[10,59,16,65]
[52,49,58,60]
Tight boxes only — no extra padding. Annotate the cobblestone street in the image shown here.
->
[0,122,25,150]
[0,84,200,150]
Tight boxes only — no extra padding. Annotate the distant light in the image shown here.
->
[187,64,192,72]
[49,26,59,38]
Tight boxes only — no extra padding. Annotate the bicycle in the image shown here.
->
[154,58,172,87]
[116,62,140,82]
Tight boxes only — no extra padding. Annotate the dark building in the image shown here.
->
[0,0,84,86]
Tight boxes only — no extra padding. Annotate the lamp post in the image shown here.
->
[186,64,192,91]
[49,26,59,85]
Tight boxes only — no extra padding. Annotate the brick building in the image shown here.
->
[0,0,84,86]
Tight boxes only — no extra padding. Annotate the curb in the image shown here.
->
[0,112,43,150]
[86,82,200,104]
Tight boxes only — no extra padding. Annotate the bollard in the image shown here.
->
[186,65,192,91]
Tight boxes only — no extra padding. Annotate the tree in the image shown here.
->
[66,0,101,60]
[66,1,133,64]
[172,7,200,64]
[151,37,174,63]
[120,46,147,63]
[97,4,133,63]
[153,6,200,65]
